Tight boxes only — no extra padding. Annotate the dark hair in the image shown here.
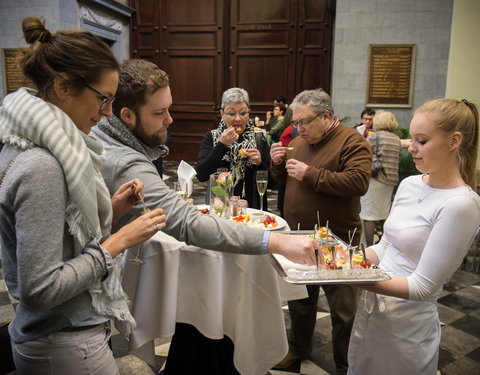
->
[275,103,287,116]
[416,98,479,190]
[274,95,287,104]
[21,16,119,98]
[113,59,170,117]
[361,107,376,118]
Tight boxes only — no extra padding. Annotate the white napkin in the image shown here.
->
[177,160,196,197]
[355,124,366,135]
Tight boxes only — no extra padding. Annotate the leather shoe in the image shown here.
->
[274,351,302,369]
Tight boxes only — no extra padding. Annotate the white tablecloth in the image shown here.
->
[122,231,307,375]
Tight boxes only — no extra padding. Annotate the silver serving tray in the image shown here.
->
[268,230,391,285]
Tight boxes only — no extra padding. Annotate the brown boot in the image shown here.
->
[274,352,302,369]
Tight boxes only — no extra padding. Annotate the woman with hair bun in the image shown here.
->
[360,110,402,246]
[0,16,166,374]
[348,99,480,375]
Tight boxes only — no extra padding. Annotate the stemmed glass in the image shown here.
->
[256,170,268,212]
[128,197,151,265]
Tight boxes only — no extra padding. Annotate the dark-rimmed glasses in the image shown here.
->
[291,114,319,129]
[84,83,115,111]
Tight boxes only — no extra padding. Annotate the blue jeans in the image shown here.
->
[12,323,118,375]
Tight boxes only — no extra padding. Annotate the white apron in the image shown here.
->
[347,290,440,375]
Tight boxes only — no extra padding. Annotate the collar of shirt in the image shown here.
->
[321,116,340,140]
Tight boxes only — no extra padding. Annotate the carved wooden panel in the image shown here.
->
[129,0,334,161]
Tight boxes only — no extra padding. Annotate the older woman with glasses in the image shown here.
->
[195,87,271,209]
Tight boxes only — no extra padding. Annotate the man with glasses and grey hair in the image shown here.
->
[270,88,372,374]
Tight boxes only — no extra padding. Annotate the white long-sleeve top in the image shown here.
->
[371,174,480,301]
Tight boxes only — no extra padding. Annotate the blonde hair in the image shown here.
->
[373,110,398,132]
[415,98,479,190]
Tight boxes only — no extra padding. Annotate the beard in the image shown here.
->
[132,112,167,147]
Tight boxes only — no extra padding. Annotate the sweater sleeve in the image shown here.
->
[7,151,109,311]
[303,132,372,197]
[195,131,230,181]
[102,150,265,255]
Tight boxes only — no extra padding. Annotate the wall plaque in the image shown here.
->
[366,44,416,108]
[3,48,34,94]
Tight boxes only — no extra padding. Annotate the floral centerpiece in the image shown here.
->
[209,171,233,218]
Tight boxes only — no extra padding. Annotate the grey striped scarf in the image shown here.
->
[0,88,135,336]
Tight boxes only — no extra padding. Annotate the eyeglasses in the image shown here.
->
[291,114,319,129]
[224,110,250,119]
[84,83,115,111]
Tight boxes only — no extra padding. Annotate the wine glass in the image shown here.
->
[256,170,268,212]
[173,182,187,200]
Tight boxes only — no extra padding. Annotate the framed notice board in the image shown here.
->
[3,48,34,94]
[366,44,416,108]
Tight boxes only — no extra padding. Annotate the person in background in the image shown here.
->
[0,17,166,375]
[276,120,299,217]
[93,59,321,374]
[195,87,270,209]
[360,110,401,246]
[348,98,480,374]
[354,107,376,138]
[267,103,287,145]
[270,89,371,374]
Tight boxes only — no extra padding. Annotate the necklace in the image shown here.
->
[417,176,459,204]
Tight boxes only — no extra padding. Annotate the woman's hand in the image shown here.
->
[111,179,144,221]
[219,126,239,146]
[266,111,272,124]
[102,208,166,258]
[245,148,262,165]
[270,142,287,164]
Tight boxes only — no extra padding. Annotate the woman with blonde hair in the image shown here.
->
[360,110,402,245]
[348,98,480,374]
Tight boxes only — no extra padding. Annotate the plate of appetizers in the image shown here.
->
[230,208,287,231]
[268,229,391,284]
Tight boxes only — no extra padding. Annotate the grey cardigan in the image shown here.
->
[92,124,265,254]
[0,145,113,343]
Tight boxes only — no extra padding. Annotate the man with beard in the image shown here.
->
[92,59,320,373]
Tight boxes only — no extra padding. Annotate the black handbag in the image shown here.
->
[371,134,382,177]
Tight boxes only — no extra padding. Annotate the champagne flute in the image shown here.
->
[256,170,268,212]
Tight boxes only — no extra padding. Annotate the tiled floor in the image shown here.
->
[1,160,480,375]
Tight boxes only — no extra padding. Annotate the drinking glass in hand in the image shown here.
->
[256,170,268,211]
[174,182,187,200]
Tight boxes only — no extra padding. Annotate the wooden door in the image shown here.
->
[130,0,335,161]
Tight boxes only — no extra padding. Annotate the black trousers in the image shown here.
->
[0,322,16,375]
[164,323,240,375]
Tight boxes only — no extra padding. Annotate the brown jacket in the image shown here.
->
[270,125,372,243]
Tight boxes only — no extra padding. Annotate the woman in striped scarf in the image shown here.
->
[0,16,165,375]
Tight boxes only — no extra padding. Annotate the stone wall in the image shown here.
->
[331,0,453,129]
